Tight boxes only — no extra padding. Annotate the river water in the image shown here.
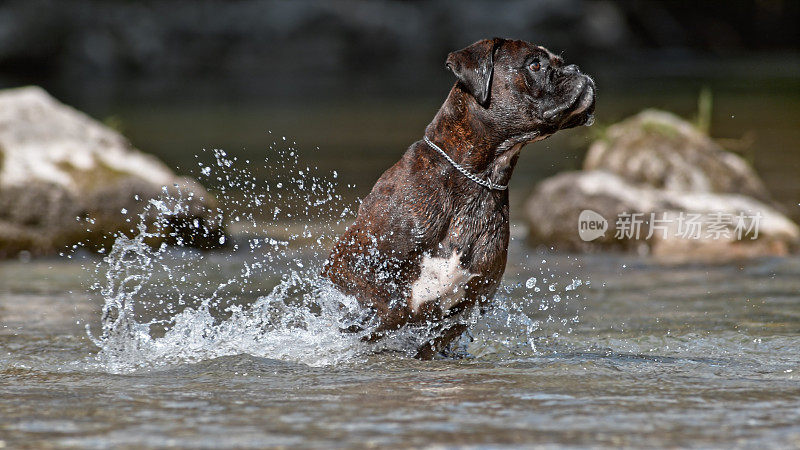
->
[2,242,800,447]
[2,71,800,447]
[3,148,800,447]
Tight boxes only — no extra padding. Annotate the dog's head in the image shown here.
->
[446,38,595,143]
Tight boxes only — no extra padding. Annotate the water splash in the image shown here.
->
[85,143,370,372]
[466,261,586,359]
[85,141,586,372]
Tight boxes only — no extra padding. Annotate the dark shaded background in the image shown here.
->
[2,0,797,104]
[1,0,798,218]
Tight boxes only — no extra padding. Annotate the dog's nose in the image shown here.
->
[562,64,580,74]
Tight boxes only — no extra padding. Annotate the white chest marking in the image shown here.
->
[410,250,477,313]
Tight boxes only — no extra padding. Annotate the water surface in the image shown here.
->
[2,66,799,449]
[2,243,799,448]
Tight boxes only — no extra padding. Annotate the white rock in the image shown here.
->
[0,86,226,258]
[525,110,798,262]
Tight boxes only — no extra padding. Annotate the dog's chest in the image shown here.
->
[409,250,476,313]
[409,204,509,313]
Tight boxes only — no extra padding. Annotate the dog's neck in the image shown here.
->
[424,88,537,188]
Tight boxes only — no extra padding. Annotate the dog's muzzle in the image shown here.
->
[543,66,596,128]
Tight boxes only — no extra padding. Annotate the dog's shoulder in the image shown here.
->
[360,143,441,207]
[355,142,450,246]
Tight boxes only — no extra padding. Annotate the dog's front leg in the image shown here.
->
[413,323,469,360]
[358,301,413,342]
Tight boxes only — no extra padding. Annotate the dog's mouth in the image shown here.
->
[542,75,596,129]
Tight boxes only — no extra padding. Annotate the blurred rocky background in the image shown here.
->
[525,109,799,261]
[0,0,797,258]
[1,0,796,104]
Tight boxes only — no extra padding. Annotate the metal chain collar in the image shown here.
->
[423,135,508,191]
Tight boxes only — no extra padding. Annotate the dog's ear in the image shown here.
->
[446,38,500,107]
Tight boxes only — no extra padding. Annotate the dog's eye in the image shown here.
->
[529,60,541,72]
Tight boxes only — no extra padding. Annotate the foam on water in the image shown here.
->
[84,141,585,373]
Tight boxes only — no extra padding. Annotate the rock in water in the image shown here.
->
[525,109,799,262]
[0,86,227,258]
[584,110,773,204]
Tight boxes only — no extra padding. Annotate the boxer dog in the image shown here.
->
[322,38,595,358]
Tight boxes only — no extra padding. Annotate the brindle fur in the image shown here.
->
[322,38,595,359]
